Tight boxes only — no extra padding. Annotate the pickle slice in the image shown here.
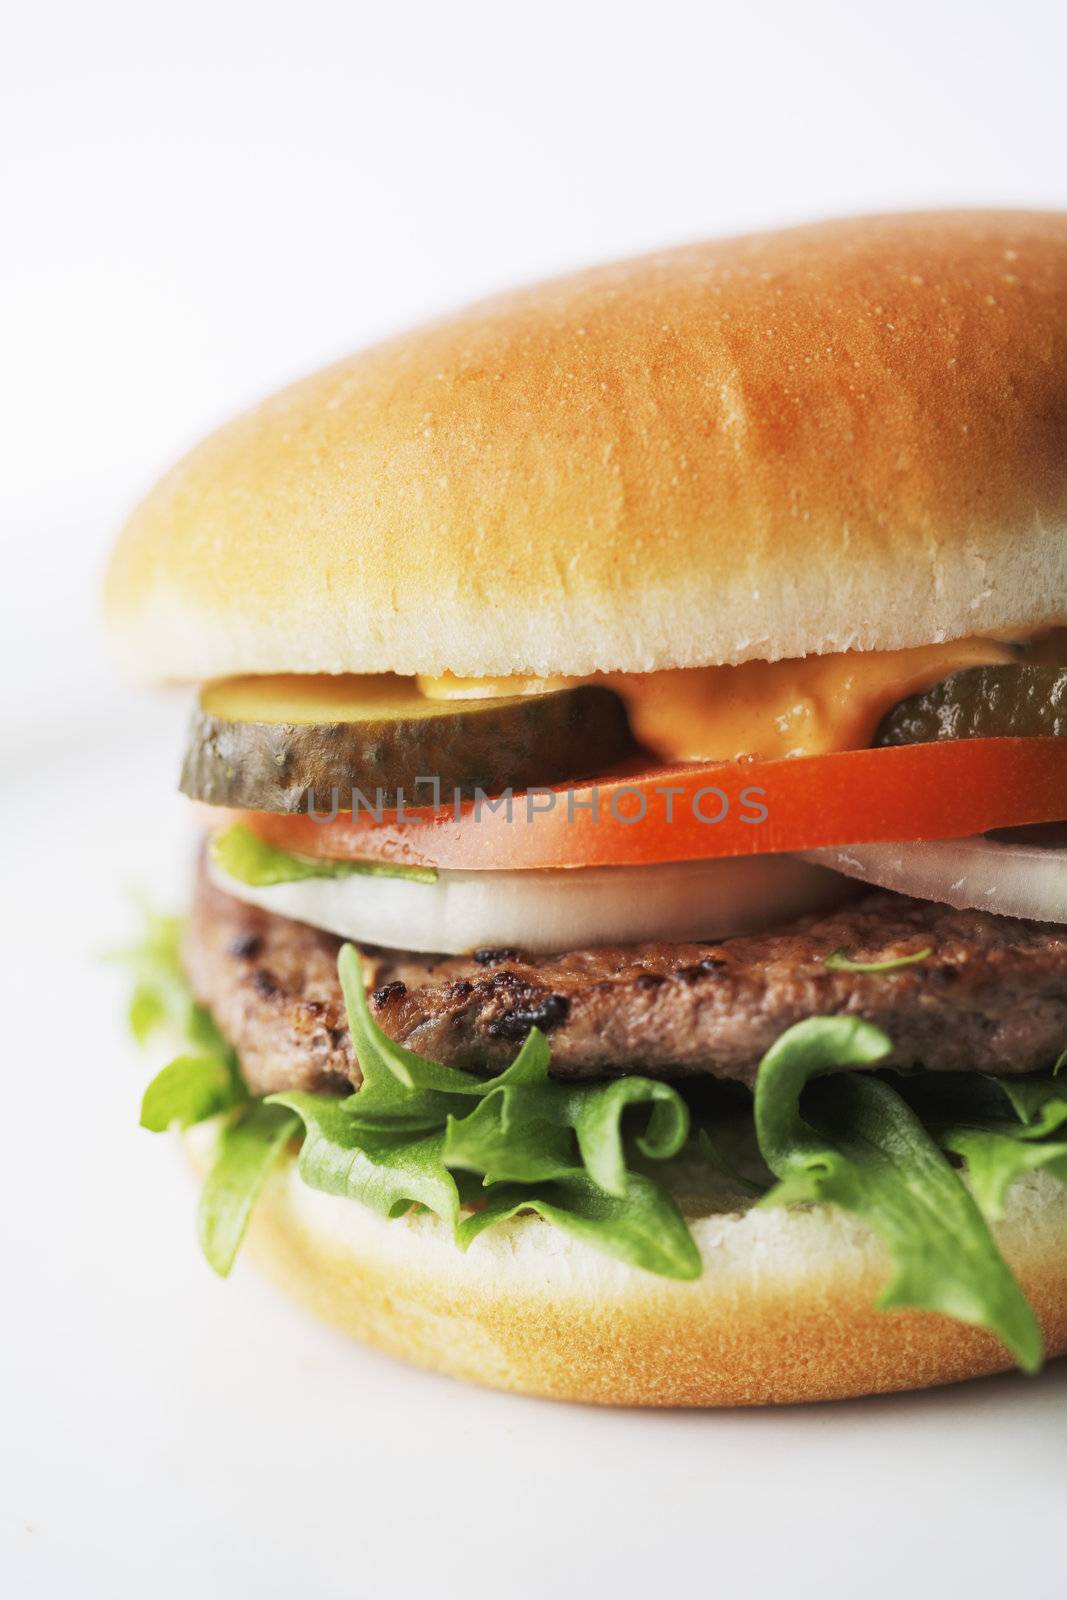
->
[181,674,637,812]
[876,665,1067,747]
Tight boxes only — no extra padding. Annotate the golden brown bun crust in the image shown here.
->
[107,212,1067,681]
[210,1139,1067,1406]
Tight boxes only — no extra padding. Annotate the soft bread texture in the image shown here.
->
[107,212,1067,681]
[189,1127,1067,1405]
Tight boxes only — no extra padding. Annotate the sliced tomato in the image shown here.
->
[211,738,1067,872]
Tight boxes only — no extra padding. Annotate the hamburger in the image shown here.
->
[105,211,1067,1406]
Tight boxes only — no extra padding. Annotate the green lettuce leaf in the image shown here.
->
[899,1070,1067,1139]
[941,1128,1067,1222]
[269,943,697,1278]
[457,1169,702,1279]
[824,945,932,974]
[198,1103,302,1276]
[992,1076,1067,1137]
[117,900,247,1133]
[570,1078,690,1196]
[210,823,437,886]
[443,1084,576,1186]
[753,1018,1043,1372]
[108,904,200,1046]
[128,981,169,1046]
[335,941,486,1120]
[140,1052,245,1131]
[339,937,690,1196]
[899,1067,1067,1223]
[441,1036,689,1195]
[112,900,235,1062]
[267,1092,461,1230]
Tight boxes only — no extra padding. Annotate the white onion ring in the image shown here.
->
[803,837,1067,923]
[210,852,842,956]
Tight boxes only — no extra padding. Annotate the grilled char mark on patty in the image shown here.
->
[184,861,1067,1098]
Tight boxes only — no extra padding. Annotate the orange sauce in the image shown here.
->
[417,638,1016,762]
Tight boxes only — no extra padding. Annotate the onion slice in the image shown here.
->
[209,852,842,956]
[803,837,1067,923]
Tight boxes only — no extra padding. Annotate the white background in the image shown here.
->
[4,2,1067,1596]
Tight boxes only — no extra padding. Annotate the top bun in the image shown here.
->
[105,212,1067,681]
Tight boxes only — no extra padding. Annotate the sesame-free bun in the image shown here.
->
[191,1127,1067,1405]
[106,212,1067,682]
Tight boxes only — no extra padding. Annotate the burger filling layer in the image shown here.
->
[125,631,1067,1376]
[125,876,1067,1377]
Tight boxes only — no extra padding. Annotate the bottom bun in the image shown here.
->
[188,1131,1067,1406]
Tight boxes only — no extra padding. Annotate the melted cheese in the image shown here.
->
[417,638,1017,762]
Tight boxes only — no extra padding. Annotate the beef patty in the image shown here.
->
[184,861,1067,1096]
